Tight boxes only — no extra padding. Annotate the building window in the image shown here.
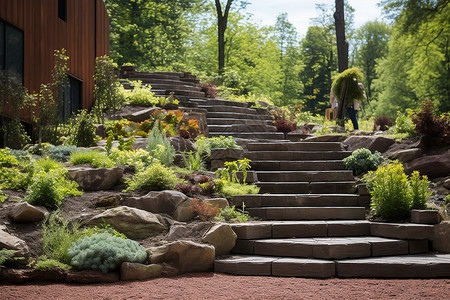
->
[0,20,24,85]
[58,0,67,21]
[59,76,82,121]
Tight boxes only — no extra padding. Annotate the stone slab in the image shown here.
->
[272,221,327,238]
[411,209,441,224]
[336,254,450,278]
[327,221,371,237]
[254,239,314,257]
[247,142,343,152]
[371,222,434,240]
[214,255,274,276]
[258,207,366,221]
[244,151,351,161]
[309,182,356,194]
[272,258,335,278]
[371,239,408,256]
[231,240,255,254]
[409,240,429,254]
[256,171,354,182]
[257,182,309,194]
[231,223,273,239]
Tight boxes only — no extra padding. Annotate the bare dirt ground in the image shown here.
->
[1,273,450,300]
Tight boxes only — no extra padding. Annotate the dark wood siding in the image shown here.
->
[0,0,109,121]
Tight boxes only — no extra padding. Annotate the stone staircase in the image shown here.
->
[119,69,283,140]
[214,141,450,278]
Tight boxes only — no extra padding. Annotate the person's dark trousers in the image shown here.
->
[346,106,359,130]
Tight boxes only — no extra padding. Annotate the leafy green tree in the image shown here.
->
[104,0,202,69]
[374,1,449,117]
[353,21,391,100]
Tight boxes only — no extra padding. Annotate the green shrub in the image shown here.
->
[343,148,384,176]
[93,55,124,124]
[146,123,175,166]
[25,168,82,209]
[64,110,100,147]
[45,145,78,162]
[109,148,155,170]
[34,256,71,271]
[69,150,115,168]
[121,81,160,106]
[0,148,34,191]
[218,180,260,198]
[124,162,179,192]
[395,110,417,138]
[215,205,251,222]
[42,213,82,264]
[0,248,25,268]
[35,157,64,172]
[363,161,432,221]
[195,136,241,160]
[409,171,431,210]
[68,232,147,273]
[182,151,205,171]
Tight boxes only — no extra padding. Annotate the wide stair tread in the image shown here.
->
[234,236,410,259]
[214,254,450,278]
[246,206,366,221]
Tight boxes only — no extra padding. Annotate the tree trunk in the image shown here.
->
[334,0,348,123]
[334,0,348,73]
[215,0,233,75]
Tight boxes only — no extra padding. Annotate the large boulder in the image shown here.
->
[125,107,161,123]
[169,136,197,153]
[120,262,163,281]
[405,154,450,177]
[9,202,49,223]
[202,223,237,256]
[0,225,30,257]
[433,221,450,253]
[0,267,68,283]
[67,167,123,191]
[149,241,215,273]
[167,222,213,241]
[123,190,194,222]
[88,206,167,239]
[343,135,395,153]
[389,148,423,163]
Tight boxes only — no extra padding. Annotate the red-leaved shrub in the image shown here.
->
[190,198,219,221]
[412,100,450,145]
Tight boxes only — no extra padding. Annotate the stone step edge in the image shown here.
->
[214,254,450,278]
[229,220,434,240]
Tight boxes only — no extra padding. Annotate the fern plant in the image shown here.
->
[147,122,175,166]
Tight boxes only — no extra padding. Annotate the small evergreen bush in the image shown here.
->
[68,232,147,273]
[64,110,100,147]
[146,123,176,166]
[109,148,155,170]
[124,162,179,192]
[363,161,431,221]
[343,148,384,176]
[121,81,160,106]
[34,256,71,271]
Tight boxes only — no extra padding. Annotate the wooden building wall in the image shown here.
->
[0,0,109,121]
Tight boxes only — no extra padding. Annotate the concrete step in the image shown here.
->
[215,254,450,278]
[256,181,356,194]
[208,132,285,140]
[198,105,260,114]
[124,78,196,87]
[256,171,354,182]
[180,77,200,84]
[190,98,249,108]
[230,220,371,239]
[246,207,366,221]
[148,83,201,91]
[206,112,272,120]
[336,254,450,278]
[206,118,271,126]
[214,255,335,278]
[250,160,345,171]
[247,142,343,152]
[233,236,410,259]
[208,124,277,133]
[245,151,352,161]
[154,89,205,97]
[370,222,434,240]
[231,194,360,208]
[127,73,180,80]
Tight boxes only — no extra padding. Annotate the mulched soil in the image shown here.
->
[1,273,449,300]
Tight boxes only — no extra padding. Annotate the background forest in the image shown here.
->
[104,0,449,119]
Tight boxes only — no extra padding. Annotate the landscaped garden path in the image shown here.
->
[2,273,449,299]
